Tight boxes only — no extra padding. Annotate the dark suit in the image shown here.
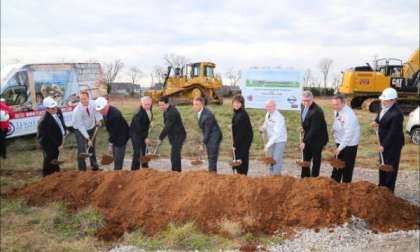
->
[130,106,152,170]
[199,107,223,172]
[232,108,253,175]
[37,111,64,176]
[375,103,404,192]
[301,102,329,178]
[104,106,130,170]
[159,105,186,171]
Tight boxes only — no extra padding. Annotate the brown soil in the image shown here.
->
[10,169,420,241]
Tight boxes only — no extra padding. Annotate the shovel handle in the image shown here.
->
[375,129,386,165]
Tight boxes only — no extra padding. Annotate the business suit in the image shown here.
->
[159,105,186,171]
[199,107,223,172]
[104,106,130,170]
[301,102,329,178]
[232,108,253,175]
[37,111,64,176]
[375,103,404,192]
[130,106,152,170]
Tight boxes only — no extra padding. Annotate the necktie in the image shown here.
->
[302,107,309,121]
[86,107,90,116]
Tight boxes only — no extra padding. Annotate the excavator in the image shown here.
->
[146,62,223,105]
[339,48,420,113]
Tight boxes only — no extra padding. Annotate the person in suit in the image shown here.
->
[231,95,253,175]
[95,97,130,170]
[300,90,329,178]
[371,88,404,192]
[193,97,223,173]
[37,97,66,176]
[130,96,153,170]
[158,96,186,172]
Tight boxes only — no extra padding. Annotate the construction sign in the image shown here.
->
[240,68,303,111]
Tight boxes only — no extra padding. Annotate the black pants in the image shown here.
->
[206,138,221,173]
[0,128,7,159]
[75,128,99,171]
[234,146,250,175]
[170,140,184,172]
[379,146,402,192]
[131,136,148,170]
[331,144,358,183]
[301,143,323,178]
[42,148,60,177]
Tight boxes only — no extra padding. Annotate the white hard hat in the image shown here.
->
[95,97,108,111]
[43,96,58,108]
[0,110,9,122]
[379,88,398,100]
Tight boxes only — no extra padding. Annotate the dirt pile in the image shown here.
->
[12,169,419,240]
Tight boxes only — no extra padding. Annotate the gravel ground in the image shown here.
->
[105,158,419,252]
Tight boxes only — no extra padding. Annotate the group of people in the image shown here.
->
[35,87,405,192]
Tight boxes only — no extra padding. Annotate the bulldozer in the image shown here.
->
[339,48,420,113]
[146,62,224,105]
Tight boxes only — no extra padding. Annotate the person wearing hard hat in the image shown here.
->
[0,98,15,159]
[371,88,404,192]
[37,97,66,176]
[95,97,129,170]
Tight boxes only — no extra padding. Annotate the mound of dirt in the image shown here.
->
[11,169,419,240]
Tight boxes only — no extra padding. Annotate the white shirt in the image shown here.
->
[197,108,203,120]
[333,105,360,150]
[72,100,103,139]
[262,110,287,148]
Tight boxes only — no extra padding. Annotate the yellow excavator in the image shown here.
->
[339,48,420,113]
[146,62,223,105]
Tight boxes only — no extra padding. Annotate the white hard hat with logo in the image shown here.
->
[95,97,108,111]
[0,110,9,122]
[43,96,58,108]
[379,88,398,100]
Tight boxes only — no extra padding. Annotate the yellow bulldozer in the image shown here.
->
[339,48,420,113]
[146,62,224,105]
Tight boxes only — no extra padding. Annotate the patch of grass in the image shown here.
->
[259,232,286,247]
[219,219,243,238]
[0,197,32,216]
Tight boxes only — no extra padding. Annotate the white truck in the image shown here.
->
[0,63,107,138]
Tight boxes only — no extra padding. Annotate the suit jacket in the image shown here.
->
[301,102,329,147]
[199,107,222,145]
[159,105,186,145]
[37,111,64,152]
[104,106,130,146]
[130,106,152,139]
[375,103,404,150]
[232,108,253,149]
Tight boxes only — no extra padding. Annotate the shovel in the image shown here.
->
[50,134,67,165]
[229,124,242,170]
[296,130,310,167]
[375,130,394,172]
[258,131,276,165]
[191,144,204,166]
[328,153,346,169]
[79,127,99,159]
[100,153,114,165]
[141,140,161,164]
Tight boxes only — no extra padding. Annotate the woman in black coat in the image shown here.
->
[231,95,253,175]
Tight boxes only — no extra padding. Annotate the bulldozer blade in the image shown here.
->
[50,159,65,165]
[259,157,276,165]
[378,164,394,172]
[328,158,346,169]
[100,154,114,165]
[295,159,310,167]
[229,159,242,167]
[191,160,204,166]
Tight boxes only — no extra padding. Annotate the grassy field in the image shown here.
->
[0,96,418,251]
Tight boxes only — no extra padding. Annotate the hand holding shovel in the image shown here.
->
[296,130,310,167]
[375,129,393,172]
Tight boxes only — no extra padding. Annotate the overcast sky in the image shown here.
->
[1,0,418,83]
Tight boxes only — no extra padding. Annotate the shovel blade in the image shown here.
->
[78,153,92,159]
[329,158,346,169]
[229,159,242,167]
[295,159,310,167]
[191,160,203,166]
[50,159,65,165]
[101,154,114,165]
[378,164,394,172]
[259,157,276,165]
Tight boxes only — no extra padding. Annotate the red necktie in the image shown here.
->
[86,107,90,116]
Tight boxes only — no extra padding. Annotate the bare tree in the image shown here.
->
[303,68,313,88]
[318,58,333,93]
[163,53,189,68]
[152,65,167,86]
[225,67,242,86]
[331,73,342,90]
[129,66,143,97]
[103,59,125,94]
